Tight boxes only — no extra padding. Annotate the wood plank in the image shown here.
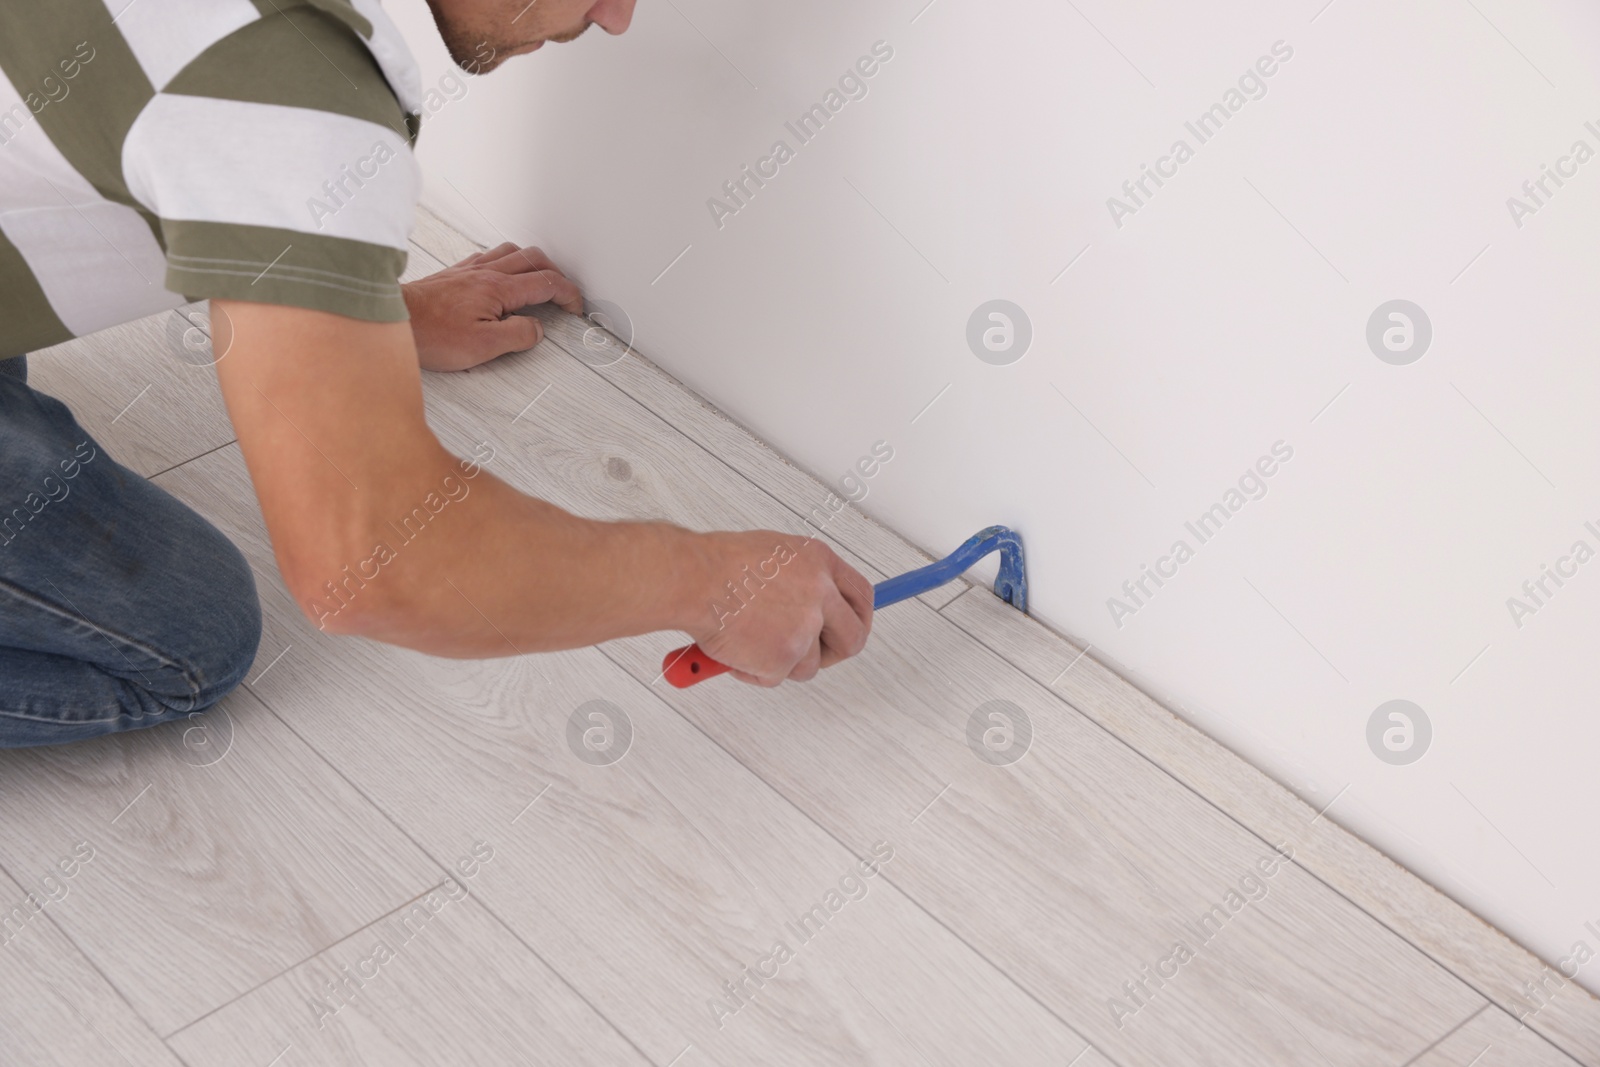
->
[399,250,437,284]
[25,307,233,478]
[167,887,652,1067]
[938,583,1600,1066]
[156,442,1093,1066]
[410,204,483,266]
[603,611,1485,1065]
[1411,1005,1581,1067]
[0,690,445,1036]
[0,865,181,1066]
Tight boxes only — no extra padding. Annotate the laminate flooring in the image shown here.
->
[2,212,1595,1067]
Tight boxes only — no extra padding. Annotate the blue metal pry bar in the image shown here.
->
[871,524,1028,613]
[663,524,1027,686]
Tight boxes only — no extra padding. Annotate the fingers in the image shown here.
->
[706,537,876,688]
[480,313,543,358]
[476,246,585,315]
[479,244,559,276]
[761,558,872,683]
[816,581,870,670]
[816,550,873,670]
[730,667,784,688]
[787,635,824,682]
[497,269,585,317]
[444,245,586,316]
[831,556,875,631]
[452,242,517,268]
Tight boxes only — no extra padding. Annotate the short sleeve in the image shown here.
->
[121,4,419,321]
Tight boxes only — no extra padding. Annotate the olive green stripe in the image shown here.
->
[0,1,152,208]
[161,219,408,322]
[168,254,399,295]
[165,267,407,322]
[135,204,166,253]
[291,1,421,147]
[0,228,74,360]
[168,5,407,137]
[163,219,408,286]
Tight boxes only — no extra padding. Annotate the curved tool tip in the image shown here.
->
[986,526,1028,614]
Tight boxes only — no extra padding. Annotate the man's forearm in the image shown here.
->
[300,446,718,657]
[212,298,871,684]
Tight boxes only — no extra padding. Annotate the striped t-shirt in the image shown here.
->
[0,0,425,362]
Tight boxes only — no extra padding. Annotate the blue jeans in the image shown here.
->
[0,355,262,747]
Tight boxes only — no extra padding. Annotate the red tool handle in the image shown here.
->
[662,644,732,687]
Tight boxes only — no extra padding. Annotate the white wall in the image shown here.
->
[387,0,1600,999]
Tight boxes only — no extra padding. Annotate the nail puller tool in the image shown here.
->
[662,525,1027,688]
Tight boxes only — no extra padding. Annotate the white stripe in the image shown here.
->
[0,72,101,208]
[123,94,419,250]
[0,71,180,335]
[106,0,259,91]
[350,0,425,116]
[2,206,184,336]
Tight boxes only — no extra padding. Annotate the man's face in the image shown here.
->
[428,0,636,73]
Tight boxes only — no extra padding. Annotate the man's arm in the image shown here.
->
[209,298,873,684]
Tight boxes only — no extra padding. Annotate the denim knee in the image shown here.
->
[188,527,264,710]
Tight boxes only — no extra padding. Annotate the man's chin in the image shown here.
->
[513,40,544,55]
[547,21,591,44]
[451,19,586,72]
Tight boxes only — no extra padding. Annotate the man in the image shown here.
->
[0,0,873,747]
